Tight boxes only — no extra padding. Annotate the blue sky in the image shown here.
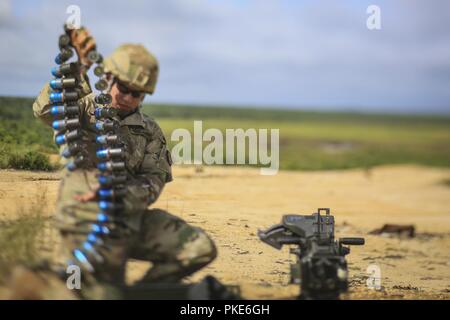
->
[0,0,449,114]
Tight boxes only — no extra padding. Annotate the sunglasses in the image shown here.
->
[116,81,143,98]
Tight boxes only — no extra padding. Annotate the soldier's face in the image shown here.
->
[110,81,145,113]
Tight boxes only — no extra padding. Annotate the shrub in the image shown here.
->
[7,151,53,171]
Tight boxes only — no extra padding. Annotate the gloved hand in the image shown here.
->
[66,26,97,72]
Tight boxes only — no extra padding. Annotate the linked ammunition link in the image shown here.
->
[51,25,127,274]
[50,32,85,171]
[75,75,128,273]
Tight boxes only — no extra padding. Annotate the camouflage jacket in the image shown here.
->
[32,78,173,207]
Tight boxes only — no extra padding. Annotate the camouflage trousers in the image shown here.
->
[53,168,217,299]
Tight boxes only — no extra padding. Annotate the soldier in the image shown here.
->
[31,27,217,299]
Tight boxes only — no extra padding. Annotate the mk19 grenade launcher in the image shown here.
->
[258,208,365,300]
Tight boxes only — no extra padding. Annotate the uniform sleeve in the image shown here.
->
[32,82,54,127]
[127,121,173,207]
[32,73,93,127]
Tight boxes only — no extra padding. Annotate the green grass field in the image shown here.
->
[1,96,449,171]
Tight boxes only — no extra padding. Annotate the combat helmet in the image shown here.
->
[103,44,159,94]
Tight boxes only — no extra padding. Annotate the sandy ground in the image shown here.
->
[0,164,449,299]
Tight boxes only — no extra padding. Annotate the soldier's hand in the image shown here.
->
[73,189,98,202]
[66,26,97,71]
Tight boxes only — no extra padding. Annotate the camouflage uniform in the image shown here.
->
[31,44,216,299]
